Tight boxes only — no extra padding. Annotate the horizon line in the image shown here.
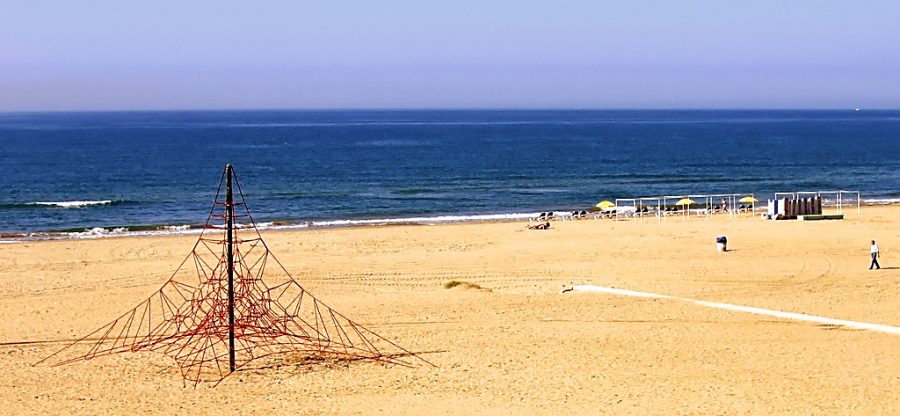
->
[1,107,895,115]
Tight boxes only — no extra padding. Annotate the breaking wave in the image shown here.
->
[32,200,114,208]
[0,200,133,209]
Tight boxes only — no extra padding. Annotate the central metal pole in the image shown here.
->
[225,164,236,372]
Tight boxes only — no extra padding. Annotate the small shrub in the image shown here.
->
[443,280,482,290]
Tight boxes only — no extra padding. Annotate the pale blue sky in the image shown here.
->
[1,1,898,110]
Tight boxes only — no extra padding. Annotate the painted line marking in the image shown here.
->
[568,285,900,335]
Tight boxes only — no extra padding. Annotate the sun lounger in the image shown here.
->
[568,210,588,220]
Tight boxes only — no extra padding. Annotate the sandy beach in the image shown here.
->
[1,206,898,415]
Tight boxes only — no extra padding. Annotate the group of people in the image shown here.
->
[712,199,753,213]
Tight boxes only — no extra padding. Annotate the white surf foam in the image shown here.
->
[32,200,113,208]
[67,227,128,238]
[1,212,544,243]
[863,198,900,205]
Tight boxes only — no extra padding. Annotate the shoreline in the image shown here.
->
[1,202,890,243]
[2,201,895,244]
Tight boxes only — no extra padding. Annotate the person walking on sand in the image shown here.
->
[869,240,881,270]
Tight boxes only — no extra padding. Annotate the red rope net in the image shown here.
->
[38,165,431,386]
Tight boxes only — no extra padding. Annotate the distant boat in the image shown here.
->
[854,108,861,111]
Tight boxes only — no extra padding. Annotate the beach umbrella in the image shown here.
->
[596,200,615,209]
[674,198,696,206]
[739,196,757,203]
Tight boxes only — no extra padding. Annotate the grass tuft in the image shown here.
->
[443,280,483,290]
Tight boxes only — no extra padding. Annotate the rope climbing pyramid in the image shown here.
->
[37,164,430,386]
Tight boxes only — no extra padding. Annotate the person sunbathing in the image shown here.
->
[527,222,551,230]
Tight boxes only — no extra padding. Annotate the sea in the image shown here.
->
[1,110,899,240]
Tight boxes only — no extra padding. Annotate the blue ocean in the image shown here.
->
[1,110,899,238]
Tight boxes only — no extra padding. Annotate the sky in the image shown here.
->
[1,1,898,111]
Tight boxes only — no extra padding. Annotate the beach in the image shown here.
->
[1,206,898,415]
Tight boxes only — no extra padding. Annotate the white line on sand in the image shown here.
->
[569,285,900,335]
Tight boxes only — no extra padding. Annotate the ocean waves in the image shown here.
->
[0,200,133,209]
[3,110,899,238]
[33,200,113,208]
[0,212,542,242]
[2,197,900,243]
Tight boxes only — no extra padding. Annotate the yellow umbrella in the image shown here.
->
[595,200,615,209]
[674,198,696,206]
[739,196,757,203]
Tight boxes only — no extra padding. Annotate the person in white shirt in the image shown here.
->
[869,240,881,270]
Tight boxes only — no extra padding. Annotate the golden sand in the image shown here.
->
[1,207,898,414]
